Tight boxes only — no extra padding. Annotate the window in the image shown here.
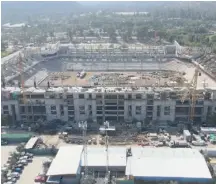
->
[68,111,74,115]
[118,95,124,99]
[136,94,142,99]
[136,111,141,115]
[67,95,73,99]
[68,106,74,110]
[68,116,74,121]
[21,115,27,120]
[128,105,132,111]
[51,106,56,111]
[97,106,102,110]
[89,94,92,99]
[79,105,85,115]
[31,94,44,99]
[79,94,84,99]
[28,106,32,113]
[20,106,25,113]
[164,106,170,111]
[3,105,8,110]
[96,94,102,98]
[88,105,92,110]
[79,106,85,111]
[3,111,9,115]
[136,106,141,111]
[118,106,124,110]
[51,111,57,115]
[136,106,141,115]
[128,94,132,99]
[104,95,117,99]
[157,106,161,117]
[164,106,170,115]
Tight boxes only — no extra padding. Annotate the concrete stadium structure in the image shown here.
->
[2,41,216,126]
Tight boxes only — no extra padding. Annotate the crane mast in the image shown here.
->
[181,67,200,125]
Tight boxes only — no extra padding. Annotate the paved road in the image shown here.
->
[17,157,49,184]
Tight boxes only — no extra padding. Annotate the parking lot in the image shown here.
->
[17,156,50,184]
[1,145,17,167]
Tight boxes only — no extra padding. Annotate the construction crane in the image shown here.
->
[181,67,201,127]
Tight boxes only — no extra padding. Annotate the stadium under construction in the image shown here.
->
[1,41,216,126]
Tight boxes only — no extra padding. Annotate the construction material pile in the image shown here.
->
[100,132,138,145]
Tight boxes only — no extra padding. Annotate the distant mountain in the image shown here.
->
[1,1,82,23]
[2,1,216,23]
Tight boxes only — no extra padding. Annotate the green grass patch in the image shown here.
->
[1,51,11,58]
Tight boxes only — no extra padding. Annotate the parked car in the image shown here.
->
[34,175,47,183]
[10,172,20,178]
[5,181,15,184]
[26,153,33,158]
[20,160,28,165]
[15,163,24,169]
[13,168,22,173]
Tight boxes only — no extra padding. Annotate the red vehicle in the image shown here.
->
[34,175,47,183]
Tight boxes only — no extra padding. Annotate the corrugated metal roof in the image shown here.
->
[126,148,212,180]
[81,147,126,167]
[46,145,83,176]
[25,137,39,149]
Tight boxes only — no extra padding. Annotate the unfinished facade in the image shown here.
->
[1,86,216,125]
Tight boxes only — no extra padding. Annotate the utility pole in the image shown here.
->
[80,121,88,176]
[80,121,95,184]
[104,121,110,184]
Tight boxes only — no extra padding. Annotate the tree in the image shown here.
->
[1,41,8,52]
[8,152,19,170]
[49,31,55,43]
[67,29,73,43]
[1,115,13,127]
[107,26,117,43]
[136,26,148,41]
[16,143,25,153]
[1,170,7,183]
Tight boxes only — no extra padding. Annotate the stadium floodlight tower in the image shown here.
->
[79,121,95,184]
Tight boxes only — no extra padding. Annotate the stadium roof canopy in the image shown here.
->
[46,145,83,176]
[1,50,22,65]
[126,148,212,182]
